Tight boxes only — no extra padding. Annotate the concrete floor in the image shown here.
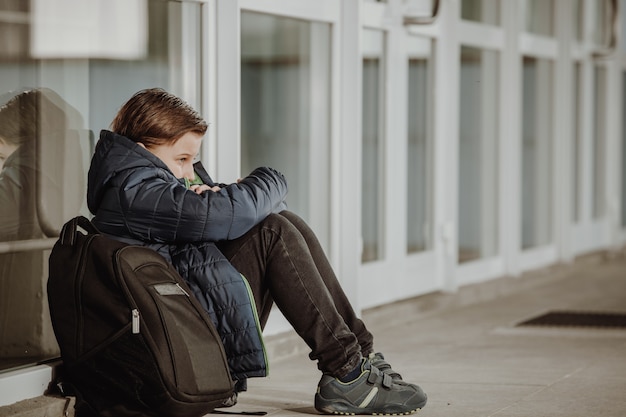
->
[3,250,625,416]
[227,251,626,417]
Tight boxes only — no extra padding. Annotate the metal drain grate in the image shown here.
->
[516,311,626,329]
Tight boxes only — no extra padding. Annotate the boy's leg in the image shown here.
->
[218,212,428,415]
[216,213,362,378]
[277,210,374,356]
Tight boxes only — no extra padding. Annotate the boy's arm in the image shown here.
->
[116,166,288,243]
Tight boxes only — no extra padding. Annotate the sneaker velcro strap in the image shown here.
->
[366,367,380,385]
[381,373,393,389]
[366,365,393,389]
[370,353,403,380]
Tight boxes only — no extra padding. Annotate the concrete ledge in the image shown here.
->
[0,395,74,417]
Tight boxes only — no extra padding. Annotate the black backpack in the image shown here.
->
[47,216,234,417]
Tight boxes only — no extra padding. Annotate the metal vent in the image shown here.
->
[516,311,626,329]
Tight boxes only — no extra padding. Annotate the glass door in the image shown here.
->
[568,0,614,255]
[458,46,499,264]
[406,36,434,256]
[361,28,386,264]
[521,56,555,251]
[402,30,440,296]
[514,0,560,271]
[359,0,442,305]
[454,0,506,284]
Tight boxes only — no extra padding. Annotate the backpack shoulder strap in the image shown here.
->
[59,216,100,246]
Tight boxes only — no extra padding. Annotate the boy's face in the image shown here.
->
[0,137,19,171]
[142,131,203,180]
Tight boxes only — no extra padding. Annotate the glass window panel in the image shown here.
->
[593,0,612,46]
[572,63,582,223]
[621,1,626,53]
[406,36,433,254]
[240,12,332,250]
[89,0,203,129]
[362,29,385,263]
[572,0,584,42]
[0,0,203,372]
[458,46,499,263]
[521,57,554,249]
[622,71,626,228]
[525,0,555,37]
[592,65,607,219]
[461,0,501,25]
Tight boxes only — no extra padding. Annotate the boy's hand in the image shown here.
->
[190,184,221,194]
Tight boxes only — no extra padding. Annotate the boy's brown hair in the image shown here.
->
[111,88,208,147]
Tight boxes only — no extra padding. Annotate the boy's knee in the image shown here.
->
[260,212,299,237]
[262,212,289,227]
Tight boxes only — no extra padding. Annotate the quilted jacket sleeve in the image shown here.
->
[95,166,288,243]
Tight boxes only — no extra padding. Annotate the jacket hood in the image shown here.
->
[87,130,175,215]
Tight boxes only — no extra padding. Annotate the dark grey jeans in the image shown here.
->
[216,210,373,378]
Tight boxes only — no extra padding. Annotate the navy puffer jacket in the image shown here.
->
[87,130,288,381]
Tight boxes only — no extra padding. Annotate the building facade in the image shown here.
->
[1,0,625,407]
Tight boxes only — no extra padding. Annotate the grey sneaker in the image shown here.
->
[314,359,427,415]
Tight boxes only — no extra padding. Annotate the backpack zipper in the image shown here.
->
[132,309,140,333]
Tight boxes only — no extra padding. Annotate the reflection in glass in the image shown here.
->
[592,65,607,219]
[362,29,385,263]
[458,46,499,263]
[525,0,554,37]
[0,0,201,372]
[521,57,554,249]
[240,12,332,249]
[0,88,86,371]
[461,0,501,25]
[407,37,432,254]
